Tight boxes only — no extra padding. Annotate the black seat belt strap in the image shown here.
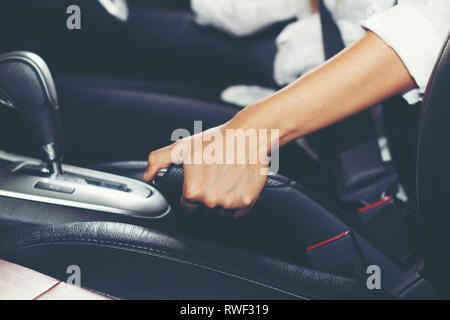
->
[315,0,389,197]
[318,0,345,58]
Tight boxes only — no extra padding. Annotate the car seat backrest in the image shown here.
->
[415,33,450,293]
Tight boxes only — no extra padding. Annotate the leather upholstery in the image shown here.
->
[90,162,405,293]
[86,34,450,298]
[0,259,109,300]
[0,222,380,300]
[0,259,59,300]
[415,33,450,294]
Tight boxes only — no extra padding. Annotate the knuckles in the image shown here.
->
[241,193,255,207]
[203,194,219,209]
[182,186,255,211]
[219,198,234,210]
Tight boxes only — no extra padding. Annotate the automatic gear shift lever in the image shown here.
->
[0,52,64,175]
[0,52,170,218]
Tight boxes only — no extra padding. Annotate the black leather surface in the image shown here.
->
[0,159,402,299]
[91,162,405,292]
[415,34,450,295]
[88,161,352,263]
[0,222,379,300]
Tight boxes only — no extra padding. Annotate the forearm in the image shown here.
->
[231,31,416,148]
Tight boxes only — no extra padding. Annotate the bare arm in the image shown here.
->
[144,31,416,216]
[232,30,415,148]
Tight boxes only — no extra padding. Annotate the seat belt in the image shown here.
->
[310,0,413,263]
[314,0,390,198]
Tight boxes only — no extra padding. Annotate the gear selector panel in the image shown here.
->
[0,151,170,218]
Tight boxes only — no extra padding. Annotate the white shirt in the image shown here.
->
[361,0,450,104]
[192,0,450,105]
[191,0,313,37]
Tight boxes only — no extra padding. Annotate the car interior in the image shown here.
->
[0,0,449,300]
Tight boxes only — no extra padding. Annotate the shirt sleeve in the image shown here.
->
[361,0,450,104]
[191,0,311,37]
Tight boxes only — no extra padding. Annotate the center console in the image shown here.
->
[0,51,169,221]
[0,151,169,219]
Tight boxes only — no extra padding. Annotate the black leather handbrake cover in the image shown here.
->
[154,164,292,203]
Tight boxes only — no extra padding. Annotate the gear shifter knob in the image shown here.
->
[0,52,64,175]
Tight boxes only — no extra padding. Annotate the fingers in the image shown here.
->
[180,185,255,219]
[233,205,254,220]
[144,127,267,220]
[143,145,176,181]
[180,194,239,217]
[180,196,199,212]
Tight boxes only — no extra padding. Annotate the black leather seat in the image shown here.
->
[414,34,450,296]
[0,222,379,300]
[0,34,448,299]
[0,165,406,299]
[0,161,403,298]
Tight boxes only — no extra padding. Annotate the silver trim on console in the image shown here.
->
[0,151,170,219]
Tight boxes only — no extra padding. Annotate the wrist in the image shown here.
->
[226,106,283,155]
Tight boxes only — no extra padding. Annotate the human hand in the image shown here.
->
[143,123,271,218]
